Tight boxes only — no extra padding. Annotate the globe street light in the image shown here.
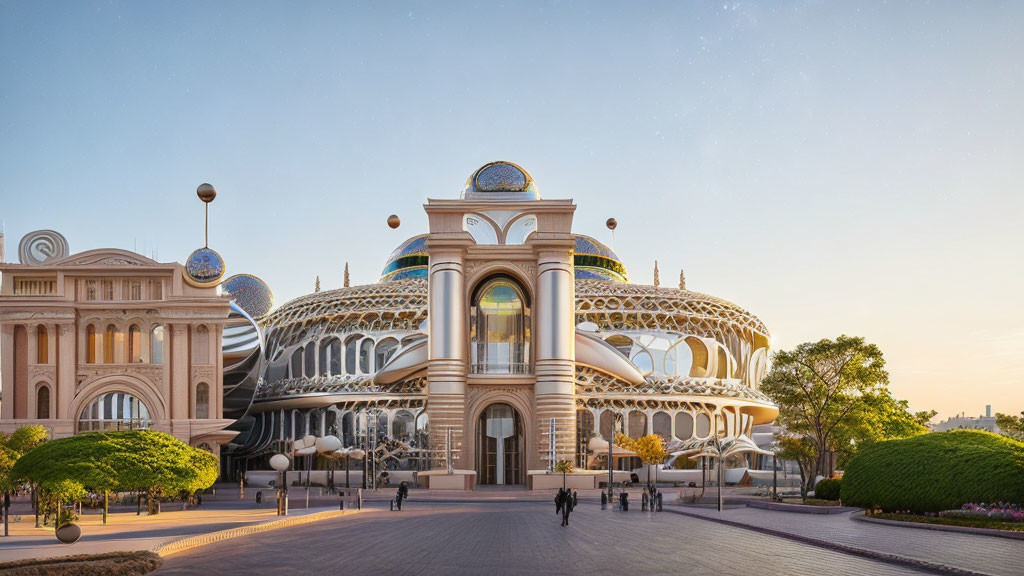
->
[269,453,290,516]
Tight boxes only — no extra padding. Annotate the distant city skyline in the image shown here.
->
[1,1,1022,420]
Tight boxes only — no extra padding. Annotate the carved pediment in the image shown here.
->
[47,249,160,267]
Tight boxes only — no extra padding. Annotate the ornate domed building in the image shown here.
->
[229,161,777,488]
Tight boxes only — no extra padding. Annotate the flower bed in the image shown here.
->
[870,503,1024,533]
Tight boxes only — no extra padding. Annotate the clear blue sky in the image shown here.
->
[2,1,1022,420]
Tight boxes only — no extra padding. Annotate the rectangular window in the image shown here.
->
[129,281,142,300]
[102,280,114,300]
[150,280,163,300]
[85,280,97,301]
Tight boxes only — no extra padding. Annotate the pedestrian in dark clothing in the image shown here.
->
[561,490,574,526]
[572,490,578,508]
[555,488,565,515]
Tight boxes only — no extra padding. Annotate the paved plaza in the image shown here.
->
[157,501,932,576]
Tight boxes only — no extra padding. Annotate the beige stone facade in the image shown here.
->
[0,248,235,458]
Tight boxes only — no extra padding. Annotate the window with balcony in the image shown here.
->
[470,277,530,374]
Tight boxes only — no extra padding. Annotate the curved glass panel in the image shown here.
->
[470,279,529,374]
[375,338,399,369]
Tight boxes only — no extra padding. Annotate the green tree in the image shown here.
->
[761,336,890,496]
[12,430,218,516]
[996,411,1024,441]
[0,425,48,493]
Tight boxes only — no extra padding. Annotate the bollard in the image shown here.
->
[657,492,663,512]
[600,491,607,510]
[390,499,394,511]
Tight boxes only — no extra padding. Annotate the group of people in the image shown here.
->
[554,487,577,526]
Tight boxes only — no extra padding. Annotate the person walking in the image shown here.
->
[555,487,565,515]
[561,489,574,526]
[572,490,578,508]
[395,481,408,511]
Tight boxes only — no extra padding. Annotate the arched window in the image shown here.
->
[195,383,210,419]
[319,340,331,376]
[344,337,358,375]
[36,325,48,364]
[375,338,399,369]
[304,344,316,377]
[329,338,341,376]
[128,325,142,363]
[359,339,372,373]
[392,410,415,441]
[193,325,210,364]
[104,325,117,363]
[627,410,647,438]
[151,325,164,364]
[78,391,151,431]
[290,347,304,378]
[674,412,694,440]
[86,325,97,363]
[599,410,618,441]
[653,411,671,440]
[470,277,529,374]
[695,413,712,438]
[36,385,50,419]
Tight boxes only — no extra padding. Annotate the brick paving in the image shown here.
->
[673,506,1022,576]
[156,501,925,576]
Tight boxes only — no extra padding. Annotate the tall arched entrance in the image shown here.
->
[476,403,523,485]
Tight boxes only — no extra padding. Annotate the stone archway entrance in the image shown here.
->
[476,403,523,485]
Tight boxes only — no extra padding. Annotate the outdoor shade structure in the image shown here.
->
[674,431,775,511]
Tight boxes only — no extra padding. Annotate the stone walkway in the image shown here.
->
[672,505,1023,576]
[157,501,926,576]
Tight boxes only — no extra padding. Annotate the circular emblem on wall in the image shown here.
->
[220,273,274,319]
[18,230,70,265]
[183,247,226,287]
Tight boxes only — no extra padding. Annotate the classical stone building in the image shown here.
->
[0,242,236,457]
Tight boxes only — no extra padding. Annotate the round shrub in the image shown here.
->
[841,430,1024,513]
[814,478,841,501]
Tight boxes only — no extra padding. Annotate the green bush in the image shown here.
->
[813,478,841,501]
[841,430,1024,513]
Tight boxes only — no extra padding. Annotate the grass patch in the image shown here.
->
[873,512,1024,533]
[0,551,162,576]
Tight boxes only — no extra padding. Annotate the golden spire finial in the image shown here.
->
[314,275,320,293]
[679,269,686,290]
[343,262,350,288]
[653,260,660,287]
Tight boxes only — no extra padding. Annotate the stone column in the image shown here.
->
[1,324,14,420]
[170,324,189,420]
[533,248,577,467]
[57,323,76,419]
[426,250,468,470]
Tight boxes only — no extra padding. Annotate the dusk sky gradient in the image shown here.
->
[2,1,1022,421]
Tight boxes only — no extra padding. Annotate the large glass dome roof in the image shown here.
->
[461,161,540,201]
[380,234,428,281]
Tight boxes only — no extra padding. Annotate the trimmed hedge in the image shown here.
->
[841,430,1024,513]
[813,478,841,501]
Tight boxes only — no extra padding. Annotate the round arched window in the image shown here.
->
[78,391,151,432]
[470,278,530,374]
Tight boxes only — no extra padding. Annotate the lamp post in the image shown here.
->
[606,411,622,505]
[269,453,290,516]
[713,413,724,512]
[771,440,779,502]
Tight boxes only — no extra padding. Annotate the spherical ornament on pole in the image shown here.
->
[605,217,618,231]
[269,454,291,472]
[197,183,217,203]
[387,214,401,229]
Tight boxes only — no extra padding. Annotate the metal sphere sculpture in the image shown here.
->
[197,183,217,203]
[606,217,618,231]
[387,214,401,229]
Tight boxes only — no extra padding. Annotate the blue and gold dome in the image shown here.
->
[184,247,226,287]
[461,161,540,201]
[573,235,629,282]
[380,234,429,282]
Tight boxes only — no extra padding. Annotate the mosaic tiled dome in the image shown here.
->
[381,234,428,282]
[573,235,628,282]
[461,161,540,201]
[221,274,274,320]
[184,247,226,287]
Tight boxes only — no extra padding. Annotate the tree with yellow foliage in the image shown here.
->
[615,433,668,484]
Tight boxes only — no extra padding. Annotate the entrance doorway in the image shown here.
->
[476,403,523,485]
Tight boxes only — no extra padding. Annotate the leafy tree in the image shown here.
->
[0,425,48,493]
[995,411,1024,442]
[12,430,218,516]
[615,433,668,483]
[761,336,890,496]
